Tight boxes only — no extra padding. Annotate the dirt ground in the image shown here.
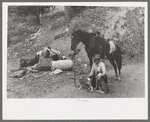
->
[7,52,145,98]
[6,7,145,98]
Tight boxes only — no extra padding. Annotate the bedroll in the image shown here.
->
[51,60,73,71]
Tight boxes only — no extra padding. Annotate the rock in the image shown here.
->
[77,58,82,62]
[11,70,27,78]
[7,89,10,91]
[54,31,67,40]
[52,69,63,75]
[66,73,71,76]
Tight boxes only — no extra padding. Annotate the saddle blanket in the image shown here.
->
[109,41,116,54]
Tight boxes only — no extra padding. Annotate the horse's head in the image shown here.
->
[71,29,81,50]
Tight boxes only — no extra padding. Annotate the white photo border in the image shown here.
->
[3,2,148,120]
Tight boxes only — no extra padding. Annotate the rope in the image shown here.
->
[73,42,84,88]
[73,43,84,88]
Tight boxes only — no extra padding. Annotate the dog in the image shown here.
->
[79,76,93,91]
[96,75,109,94]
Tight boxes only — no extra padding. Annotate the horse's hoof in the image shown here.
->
[118,77,121,82]
[90,87,94,91]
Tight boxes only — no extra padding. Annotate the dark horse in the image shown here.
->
[71,29,122,80]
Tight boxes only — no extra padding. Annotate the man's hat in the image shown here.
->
[94,54,100,60]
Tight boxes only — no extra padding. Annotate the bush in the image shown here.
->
[8,14,40,46]
[124,7,144,56]
[48,11,65,19]
[69,7,108,34]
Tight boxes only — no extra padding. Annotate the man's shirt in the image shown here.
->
[89,61,106,77]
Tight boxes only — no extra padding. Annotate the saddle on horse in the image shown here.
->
[109,41,116,54]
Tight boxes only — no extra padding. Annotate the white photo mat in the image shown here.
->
[3,2,148,120]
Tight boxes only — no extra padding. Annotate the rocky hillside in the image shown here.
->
[69,7,144,56]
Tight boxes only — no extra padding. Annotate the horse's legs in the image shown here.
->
[116,57,122,81]
[114,46,122,80]
[109,59,118,77]
[85,48,93,68]
[87,53,92,68]
[89,55,93,68]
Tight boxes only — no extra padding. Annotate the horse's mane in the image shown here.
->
[80,30,106,44]
[89,32,97,36]
[92,35,106,47]
[75,30,93,45]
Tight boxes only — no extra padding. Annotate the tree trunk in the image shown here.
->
[36,7,40,25]
[64,6,71,28]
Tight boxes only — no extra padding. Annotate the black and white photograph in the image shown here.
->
[3,2,148,120]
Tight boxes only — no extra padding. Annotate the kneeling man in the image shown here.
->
[88,54,107,93]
